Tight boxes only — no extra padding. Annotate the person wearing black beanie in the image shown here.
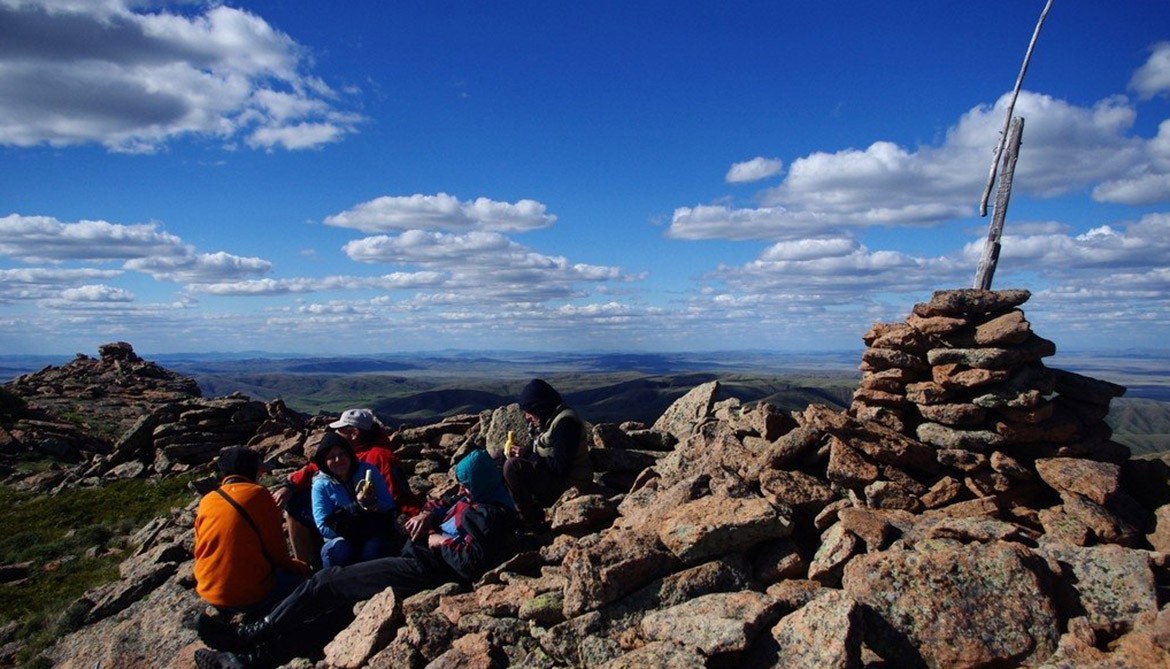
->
[503,378,593,528]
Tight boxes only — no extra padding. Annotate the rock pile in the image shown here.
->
[24,294,1170,668]
[852,288,1126,463]
[0,341,201,468]
[0,343,320,496]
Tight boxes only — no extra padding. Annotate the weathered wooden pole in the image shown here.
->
[979,0,1054,217]
[974,116,1025,290]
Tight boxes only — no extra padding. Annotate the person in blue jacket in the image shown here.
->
[309,432,398,568]
[195,449,518,669]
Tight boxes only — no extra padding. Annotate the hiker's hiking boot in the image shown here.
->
[194,648,254,669]
[196,612,271,653]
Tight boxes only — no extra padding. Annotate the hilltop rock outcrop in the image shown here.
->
[9,291,1170,668]
[1,342,201,468]
[0,343,315,496]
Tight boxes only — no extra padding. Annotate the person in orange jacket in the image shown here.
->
[272,409,422,565]
[194,447,310,617]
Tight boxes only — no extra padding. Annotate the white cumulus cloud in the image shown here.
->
[1130,41,1170,99]
[669,90,1161,241]
[324,193,557,234]
[59,284,134,302]
[0,215,185,261]
[342,229,631,302]
[187,271,447,296]
[725,156,783,183]
[124,251,272,283]
[0,0,361,152]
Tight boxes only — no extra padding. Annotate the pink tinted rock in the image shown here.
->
[771,588,864,669]
[562,530,678,617]
[1034,457,1121,505]
[640,590,783,658]
[842,542,1059,669]
[974,309,1032,346]
[658,494,793,565]
[323,587,403,669]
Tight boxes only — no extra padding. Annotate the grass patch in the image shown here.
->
[52,408,123,442]
[10,456,57,476]
[0,476,195,665]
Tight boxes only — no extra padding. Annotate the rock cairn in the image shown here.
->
[852,288,1127,462]
[1,342,201,468]
[24,299,1170,668]
[0,343,317,495]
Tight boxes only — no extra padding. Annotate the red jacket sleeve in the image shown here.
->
[359,446,423,516]
[286,463,318,490]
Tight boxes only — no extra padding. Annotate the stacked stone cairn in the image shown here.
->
[28,305,1170,668]
[852,287,1126,463]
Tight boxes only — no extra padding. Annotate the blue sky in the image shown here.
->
[2,1,1170,357]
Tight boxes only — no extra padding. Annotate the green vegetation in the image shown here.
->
[0,474,195,665]
[11,454,56,476]
[52,408,122,443]
[1109,398,1170,456]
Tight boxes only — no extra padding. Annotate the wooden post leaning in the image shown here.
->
[974,116,1025,291]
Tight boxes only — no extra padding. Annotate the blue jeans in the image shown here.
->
[320,535,395,568]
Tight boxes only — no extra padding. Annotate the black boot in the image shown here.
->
[237,617,272,644]
[196,612,271,653]
[194,648,255,669]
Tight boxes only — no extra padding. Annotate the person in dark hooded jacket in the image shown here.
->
[503,378,592,527]
[194,449,518,669]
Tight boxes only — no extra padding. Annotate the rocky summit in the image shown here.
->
[5,289,1170,668]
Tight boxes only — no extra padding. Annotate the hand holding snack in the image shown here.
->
[272,484,292,508]
[356,468,375,507]
[505,430,527,458]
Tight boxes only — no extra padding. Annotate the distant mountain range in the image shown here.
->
[4,348,1167,454]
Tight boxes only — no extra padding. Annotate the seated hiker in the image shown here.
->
[272,408,421,565]
[194,447,310,618]
[330,407,423,515]
[311,432,400,568]
[503,378,592,528]
[195,449,518,669]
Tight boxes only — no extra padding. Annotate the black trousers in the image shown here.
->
[502,457,565,524]
[259,546,452,663]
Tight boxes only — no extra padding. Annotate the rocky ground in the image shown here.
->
[3,288,1170,668]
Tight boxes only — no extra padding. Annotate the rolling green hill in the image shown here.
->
[1108,398,1170,457]
[193,369,858,427]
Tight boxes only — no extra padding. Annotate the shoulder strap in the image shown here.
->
[213,487,276,571]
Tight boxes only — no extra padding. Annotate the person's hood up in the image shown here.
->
[518,378,563,422]
[312,431,357,478]
[455,449,514,508]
